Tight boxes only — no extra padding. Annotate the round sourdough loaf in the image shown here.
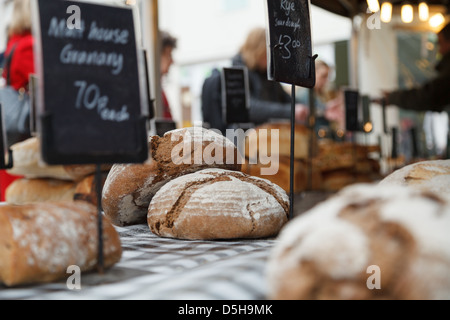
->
[102,127,242,226]
[147,168,289,240]
[266,183,450,300]
[0,201,122,287]
[379,160,449,200]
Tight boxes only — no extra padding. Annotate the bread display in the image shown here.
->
[5,178,77,205]
[102,127,242,227]
[379,160,449,200]
[245,122,311,161]
[0,201,122,287]
[266,183,450,300]
[241,155,322,193]
[240,124,382,193]
[148,169,289,240]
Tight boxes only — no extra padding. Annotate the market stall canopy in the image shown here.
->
[311,0,450,18]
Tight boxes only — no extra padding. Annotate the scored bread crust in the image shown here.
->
[148,168,289,240]
[0,201,122,287]
[102,128,242,227]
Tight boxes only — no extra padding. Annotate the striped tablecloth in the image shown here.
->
[0,224,277,300]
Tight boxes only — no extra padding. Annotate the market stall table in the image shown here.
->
[0,223,276,300]
[0,192,333,300]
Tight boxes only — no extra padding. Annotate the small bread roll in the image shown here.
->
[7,137,111,181]
[148,168,289,240]
[5,178,77,205]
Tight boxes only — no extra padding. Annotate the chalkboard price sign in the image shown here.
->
[221,67,250,124]
[32,0,149,165]
[266,0,316,88]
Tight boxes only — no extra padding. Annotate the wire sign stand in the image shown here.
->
[266,0,317,220]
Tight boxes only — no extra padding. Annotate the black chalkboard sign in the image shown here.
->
[221,67,250,124]
[31,0,149,165]
[345,89,360,132]
[266,0,316,88]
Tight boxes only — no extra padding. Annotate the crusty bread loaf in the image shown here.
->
[102,127,242,227]
[5,178,77,205]
[379,160,450,200]
[0,201,122,287]
[245,123,311,161]
[148,168,289,240]
[266,183,450,300]
[7,137,111,181]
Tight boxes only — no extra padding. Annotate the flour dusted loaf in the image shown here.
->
[0,201,122,287]
[379,160,450,200]
[7,137,111,181]
[266,184,450,300]
[148,168,289,240]
[102,127,242,227]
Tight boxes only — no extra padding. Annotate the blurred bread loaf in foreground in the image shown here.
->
[379,160,449,200]
[0,201,122,287]
[148,169,289,240]
[266,184,450,300]
[102,127,242,227]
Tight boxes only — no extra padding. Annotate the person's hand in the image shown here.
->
[295,104,309,123]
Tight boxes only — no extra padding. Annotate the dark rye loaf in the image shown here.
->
[102,127,241,226]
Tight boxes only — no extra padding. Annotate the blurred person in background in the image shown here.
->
[0,0,34,202]
[379,22,450,158]
[160,30,177,121]
[202,27,306,134]
[296,59,345,139]
[381,23,450,114]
